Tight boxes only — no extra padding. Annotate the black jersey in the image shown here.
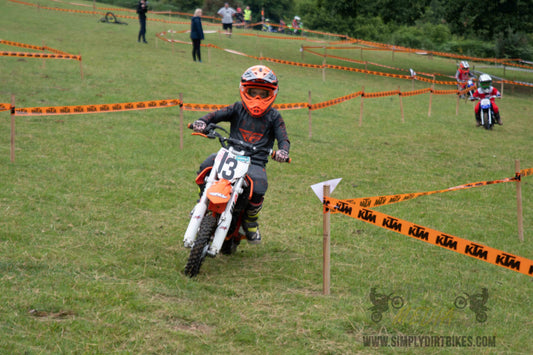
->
[199,102,290,166]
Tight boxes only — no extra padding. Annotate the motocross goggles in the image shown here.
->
[245,87,272,99]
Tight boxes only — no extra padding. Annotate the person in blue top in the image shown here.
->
[190,9,205,62]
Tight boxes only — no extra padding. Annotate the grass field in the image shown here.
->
[1,1,533,353]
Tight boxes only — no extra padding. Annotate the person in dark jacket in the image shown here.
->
[192,65,290,244]
[137,0,148,43]
[190,9,205,62]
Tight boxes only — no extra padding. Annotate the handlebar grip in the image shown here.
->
[271,151,291,163]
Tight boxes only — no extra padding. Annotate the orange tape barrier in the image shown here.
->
[274,102,309,110]
[1,39,81,61]
[399,88,432,97]
[0,103,11,112]
[2,83,490,117]
[1,51,81,60]
[323,168,533,278]
[310,92,362,111]
[4,100,312,115]
[341,173,527,210]
[14,99,181,116]
[325,196,533,277]
[182,103,228,112]
[303,47,455,80]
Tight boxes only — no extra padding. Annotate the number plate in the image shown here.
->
[213,148,250,181]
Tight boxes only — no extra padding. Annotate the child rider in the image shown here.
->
[192,65,290,244]
[471,74,502,126]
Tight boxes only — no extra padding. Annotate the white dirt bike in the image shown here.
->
[471,95,499,130]
[183,123,290,277]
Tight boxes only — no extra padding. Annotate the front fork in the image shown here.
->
[183,175,246,255]
[183,168,218,248]
[183,195,208,248]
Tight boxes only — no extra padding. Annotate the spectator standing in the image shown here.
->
[217,3,236,37]
[190,9,204,62]
[235,7,244,28]
[136,0,148,43]
[244,6,252,28]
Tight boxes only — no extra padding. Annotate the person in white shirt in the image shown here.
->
[218,3,236,37]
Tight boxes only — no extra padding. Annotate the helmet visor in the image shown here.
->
[246,87,272,99]
[480,81,490,89]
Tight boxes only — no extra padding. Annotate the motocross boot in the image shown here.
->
[243,202,262,244]
[475,111,481,127]
[494,111,503,125]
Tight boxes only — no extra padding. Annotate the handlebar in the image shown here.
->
[188,123,291,163]
[469,95,500,101]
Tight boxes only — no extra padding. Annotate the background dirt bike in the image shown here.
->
[183,124,290,277]
[463,78,477,100]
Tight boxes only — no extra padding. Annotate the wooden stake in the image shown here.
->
[41,41,46,69]
[79,53,83,80]
[322,58,326,82]
[308,90,312,138]
[428,81,434,117]
[179,93,184,150]
[359,87,364,127]
[10,95,15,163]
[322,46,327,82]
[515,160,524,242]
[323,184,331,295]
[398,86,404,123]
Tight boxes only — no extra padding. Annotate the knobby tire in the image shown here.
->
[184,214,217,277]
[482,111,492,130]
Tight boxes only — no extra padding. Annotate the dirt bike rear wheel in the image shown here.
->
[184,214,217,277]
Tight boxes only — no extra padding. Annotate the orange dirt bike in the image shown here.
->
[183,123,290,277]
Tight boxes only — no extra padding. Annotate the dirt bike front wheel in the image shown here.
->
[184,214,217,277]
[482,111,492,130]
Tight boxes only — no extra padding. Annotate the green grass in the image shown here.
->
[1,0,533,354]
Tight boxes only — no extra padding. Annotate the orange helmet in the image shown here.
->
[239,65,279,118]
